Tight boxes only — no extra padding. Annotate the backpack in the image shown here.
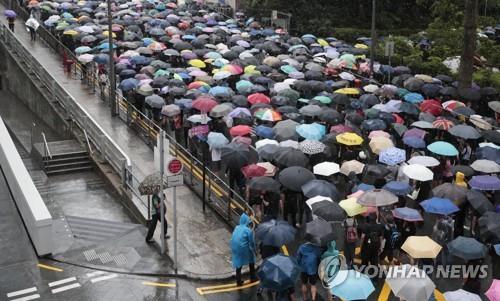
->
[366,229,380,246]
[387,224,401,249]
[344,218,358,244]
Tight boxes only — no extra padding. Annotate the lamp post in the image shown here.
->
[369,0,376,79]
[107,0,117,116]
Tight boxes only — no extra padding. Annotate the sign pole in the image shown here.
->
[159,130,166,254]
[173,185,178,300]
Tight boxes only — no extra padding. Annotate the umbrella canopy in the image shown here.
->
[313,162,340,176]
[302,180,339,200]
[255,219,297,247]
[447,236,488,261]
[427,141,459,156]
[401,236,442,259]
[369,137,394,154]
[220,143,249,169]
[241,164,267,179]
[393,207,423,222]
[329,270,375,301]
[305,218,336,247]
[339,197,367,217]
[230,125,252,137]
[299,140,326,155]
[407,156,440,167]
[471,159,500,173]
[279,166,315,192]
[308,198,345,221]
[467,190,494,215]
[296,123,325,141]
[469,175,500,191]
[383,181,412,196]
[432,183,468,205]
[357,189,398,207]
[207,132,229,149]
[386,265,436,301]
[258,254,301,290]
[420,197,460,215]
[478,212,500,242]
[247,176,280,192]
[444,289,481,301]
[336,132,363,146]
[486,279,500,301]
[274,147,309,168]
[448,124,481,140]
[402,164,434,181]
[340,160,365,176]
[379,147,406,166]
[138,173,167,195]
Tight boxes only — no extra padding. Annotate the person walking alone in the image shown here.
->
[145,192,169,243]
[25,14,39,41]
[7,15,15,32]
[230,213,257,286]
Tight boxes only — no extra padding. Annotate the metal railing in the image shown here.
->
[41,132,52,160]
[83,129,93,155]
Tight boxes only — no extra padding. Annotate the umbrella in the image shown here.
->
[357,189,398,207]
[299,104,322,117]
[229,125,252,137]
[467,190,494,215]
[279,166,315,192]
[4,10,16,18]
[313,162,340,176]
[401,236,442,258]
[305,218,336,246]
[386,265,436,301]
[478,212,500,242]
[471,159,500,173]
[447,236,488,261]
[407,156,440,167]
[383,181,412,196]
[336,132,363,146]
[379,147,406,166]
[420,197,459,215]
[402,164,434,181]
[247,176,280,192]
[296,123,325,141]
[403,136,426,149]
[255,219,297,247]
[255,139,279,150]
[258,254,300,290]
[161,104,181,117]
[299,140,326,155]
[340,160,365,176]
[187,115,211,124]
[145,95,164,109]
[258,144,280,161]
[302,180,339,200]
[241,164,267,179]
[274,147,309,168]
[448,125,481,140]
[427,141,459,157]
[308,198,345,221]
[339,198,367,217]
[393,207,423,222]
[273,119,299,141]
[444,289,481,301]
[369,137,394,155]
[451,165,475,177]
[486,279,500,301]
[432,183,468,205]
[207,132,229,148]
[192,97,218,112]
[469,175,500,190]
[256,162,277,177]
[221,143,249,169]
[329,270,375,301]
[209,104,232,118]
[138,173,167,195]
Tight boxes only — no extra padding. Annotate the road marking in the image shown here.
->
[51,283,81,294]
[48,277,77,287]
[90,274,118,283]
[86,271,106,277]
[10,294,40,301]
[37,263,63,272]
[7,287,37,297]
[197,280,260,295]
[142,281,176,288]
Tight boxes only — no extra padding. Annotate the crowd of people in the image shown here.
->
[7,0,500,299]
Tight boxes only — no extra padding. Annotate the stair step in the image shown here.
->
[45,155,90,164]
[43,151,88,160]
[46,161,92,171]
[46,166,93,175]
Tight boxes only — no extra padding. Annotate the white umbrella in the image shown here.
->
[255,139,279,150]
[479,142,500,149]
[187,114,211,124]
[471,159,500,173]
[363,84,379,93]
[306,195,334,210]
[386,264,436,301]
[402,164,434,181]
[77,53,94,63]
[279,140,299,149]
[407,156,440,167]
[339,72,355,81]
[444,289,481,301]
[313,162,340,176]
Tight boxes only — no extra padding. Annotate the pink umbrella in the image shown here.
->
[486,279,499,301]
[368,130,390,139]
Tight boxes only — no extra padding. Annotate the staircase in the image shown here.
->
[33,140,93,175]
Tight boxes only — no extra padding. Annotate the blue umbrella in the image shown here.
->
[296,123,325,140]
[118,78,139,91]
[130,55,150,65]
[476,146,500,164]
[393,207,423,221]
[4,10,16,18]
[352,183,375,193]
[420,197,459,215]
[469,175,500,191]
[404,92,424,104]
[427,141,459,156]
[255,125,274,139]
[75,46,92,54]
[93,54,110,64]
[362,119,387,131]
[209,86,233,98]
[330,270,375,301]
[379,147,406,166]
[494,244,500,256]
[403,136,426,148]
[174,98,192,109]
[448,236,488,260]
[384,181,412,196]
[207,132,229,148]
[97,42,117,50]
[255,219,297,247]
[258,254,300,290]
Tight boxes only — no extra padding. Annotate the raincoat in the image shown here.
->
[321,241,340,261]
[230,214,255,268]
[454,172,468,188]
[296,242,322,275]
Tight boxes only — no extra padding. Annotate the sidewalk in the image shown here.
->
[0,8,240,279]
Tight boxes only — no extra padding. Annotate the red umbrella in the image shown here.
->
[330,124,353,134]
[420,99,442,116]
[241,164,267,179]
[230,125,252,137]
[247,93,271,105]
[432,118,455,131]
[392,113,404,124]
[192,96,218,112]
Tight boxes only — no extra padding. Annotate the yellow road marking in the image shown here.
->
[281,245,289,256]
[197,280,260,295]
[37,263,63,272]
[142,281,176,288]
[434,289,445,301]
[378,281,391,301]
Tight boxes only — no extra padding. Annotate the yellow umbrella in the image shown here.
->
[335,88,360,95]
[63,29,78,36]
[317,38,329,47]
[244,65,261,75]
[354,43,369,49]
[336,132,364,146]
[103,30,117,38]
[369,136,394,154]
[189,59,206,68]
[339,198,367,216]
[401,236,442,259]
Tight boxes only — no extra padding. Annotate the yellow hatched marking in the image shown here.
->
[37,263,63,272]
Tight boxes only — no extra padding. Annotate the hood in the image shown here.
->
[322,240,339,259]
[239,213,251,226]
[455,172,467,187]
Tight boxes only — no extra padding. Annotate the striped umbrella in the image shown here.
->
[254,108,282,122]
[432,118,455,130]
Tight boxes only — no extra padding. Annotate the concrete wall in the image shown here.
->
[0,116,53,256]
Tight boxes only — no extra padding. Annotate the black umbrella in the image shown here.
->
[439,86,458,98]
[400,102,420,115]
[448,236,488,261]
[258,144,280,161]
[432,183,468,205]
[436,75,453,83]
[476,146,500,164]
[483,130,500,144]
[221,143,250,169]
[247,176,281,193]
[467,190,494,215]
[331,93,350,105]
[302,180,340,200]
[451,165,475,177]
[257,254,301,291]
[311,200,345,222]
[421,83,442,98]
[361,119,387,131]
[403,77,424,92]
[255,219,297,247]
[274,147,309,168]
[279,166,315,192]
[319,109,342,125]
[478,212,500,242]
[458,88,481,102]
[305,219,336,247]
[362,164,390,185]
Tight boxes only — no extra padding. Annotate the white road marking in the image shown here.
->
[90,274,118,283]
[51,283,81,294]
[10,294,40,301]
[86,271,106,277]
[7,287,37,297]
[48,277,77,287]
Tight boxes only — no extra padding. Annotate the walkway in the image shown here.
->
[0,5,237,278]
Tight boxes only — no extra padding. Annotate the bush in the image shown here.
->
[473,69,500,90]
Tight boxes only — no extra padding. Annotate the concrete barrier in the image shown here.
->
[0,117,53,256]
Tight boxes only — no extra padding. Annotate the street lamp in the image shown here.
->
[369,0,376,79]
[107,0,117,116]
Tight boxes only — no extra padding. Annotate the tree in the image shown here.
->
[458,0,479,90]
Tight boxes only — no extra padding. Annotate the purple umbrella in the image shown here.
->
[403,128,426,139]
[393,207,423,222]
[403,136,426,149]
[4,10,16,18]
[469,175,500,191]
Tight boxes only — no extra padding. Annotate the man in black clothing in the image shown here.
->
[359,214,384,268]
[145,193,169,243]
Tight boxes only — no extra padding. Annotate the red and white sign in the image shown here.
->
[167,158,183,175]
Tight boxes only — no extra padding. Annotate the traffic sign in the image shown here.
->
[167,158,183,175]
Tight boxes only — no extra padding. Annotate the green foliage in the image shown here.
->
[478,39,500,67]
[473,69,500,90]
